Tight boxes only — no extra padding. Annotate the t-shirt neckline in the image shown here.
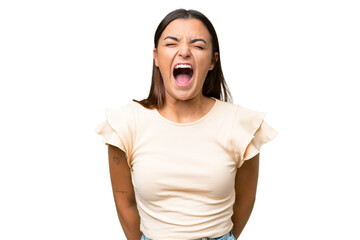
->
[153,97,219,127]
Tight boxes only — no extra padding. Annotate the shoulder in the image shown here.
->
[105,101,136,113]
[104,101,146,129]
[216,99,265,122]
[234,104,266,129]
[105,101,144,119]
[222,101,277,164]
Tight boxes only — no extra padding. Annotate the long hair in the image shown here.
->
[133,9,232,109]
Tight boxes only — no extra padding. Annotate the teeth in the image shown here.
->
[175,64,192,69]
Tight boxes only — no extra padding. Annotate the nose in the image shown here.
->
[178,45,191,59]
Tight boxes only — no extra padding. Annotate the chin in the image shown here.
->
[167,88,200,102]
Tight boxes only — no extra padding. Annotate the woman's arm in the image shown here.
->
[231,153,260,239]
[108,145,142,240]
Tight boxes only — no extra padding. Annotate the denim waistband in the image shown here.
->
[141,231,233,240]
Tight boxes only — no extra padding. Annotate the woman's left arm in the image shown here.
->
[231,153,259,239]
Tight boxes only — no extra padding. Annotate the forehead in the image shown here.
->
[161,18,211,40]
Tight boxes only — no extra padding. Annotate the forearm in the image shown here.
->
[116,204,142,240]
[108,145,141,239]
[231,199,255,239]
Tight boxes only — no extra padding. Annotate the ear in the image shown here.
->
[209,52,219,70]
[153,48,159,67]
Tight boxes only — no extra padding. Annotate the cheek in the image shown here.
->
[157,60,172,81]
[196,55,213,73]
[157,52,172,70]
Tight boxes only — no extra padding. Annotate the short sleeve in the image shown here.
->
[95,103,134,166]
[232,105,278,168]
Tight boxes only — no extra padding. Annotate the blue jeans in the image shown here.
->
[141,231,236,240]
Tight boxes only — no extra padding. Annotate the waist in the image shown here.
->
[141,230,234,240]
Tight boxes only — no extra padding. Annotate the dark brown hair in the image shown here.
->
[133,9,232,109]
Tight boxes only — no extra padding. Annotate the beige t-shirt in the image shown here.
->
[96,98,277,240]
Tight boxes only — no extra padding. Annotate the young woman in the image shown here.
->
[97,9,277,240]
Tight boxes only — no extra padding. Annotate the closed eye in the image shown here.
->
[194,45,204,50]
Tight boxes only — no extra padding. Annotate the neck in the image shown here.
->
[158,94,215,124]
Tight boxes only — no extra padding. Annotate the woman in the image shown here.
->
[97,9,277,240]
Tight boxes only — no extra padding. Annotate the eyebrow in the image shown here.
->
[164,36,179,41]
[164,36,207,44]
[190,38,207,44]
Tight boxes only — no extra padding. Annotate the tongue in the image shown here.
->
[175,74,191,84]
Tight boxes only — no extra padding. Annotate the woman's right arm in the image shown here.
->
[108,145,142,240]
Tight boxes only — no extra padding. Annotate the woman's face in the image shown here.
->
[154,18,217,102]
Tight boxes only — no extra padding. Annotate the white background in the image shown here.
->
[1,0,359,239]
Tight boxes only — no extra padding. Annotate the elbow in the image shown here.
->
[115,199,137,212]
[251,196,256,205]
[115,201,138,221]
[114,196,137,215]
[234,196,256,209]
[250,197,256,209]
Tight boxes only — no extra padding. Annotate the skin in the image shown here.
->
[108,18,259,239]
[153,18,219,123]
[108,145,142,240]
[231,154,259,238]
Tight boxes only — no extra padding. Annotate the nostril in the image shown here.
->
[179,50,191,58]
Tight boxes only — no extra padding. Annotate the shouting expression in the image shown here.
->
[154,18,218,102]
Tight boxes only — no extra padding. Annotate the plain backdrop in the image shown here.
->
[1,0,359,239]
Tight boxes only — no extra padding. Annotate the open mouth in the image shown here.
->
[173,63,194,87]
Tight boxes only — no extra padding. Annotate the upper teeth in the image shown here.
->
[175,64,192,69]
